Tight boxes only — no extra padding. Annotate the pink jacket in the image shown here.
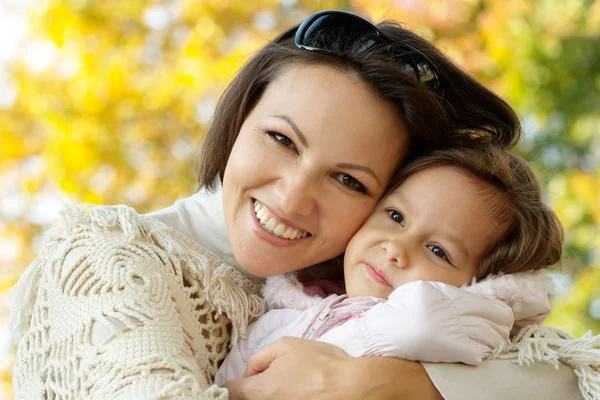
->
[214,272,553,385]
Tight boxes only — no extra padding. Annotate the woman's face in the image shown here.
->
[222,63,409,277]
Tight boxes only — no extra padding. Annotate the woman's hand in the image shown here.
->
[223,337,442,400]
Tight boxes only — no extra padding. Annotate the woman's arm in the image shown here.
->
[224,337,442,400]
[225,337,583,400]
[423,360,583,400]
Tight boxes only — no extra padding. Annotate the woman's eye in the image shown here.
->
[267,130,296,150]
[335,173,367,194]
[387,209,405,227]
[427,244,449,262]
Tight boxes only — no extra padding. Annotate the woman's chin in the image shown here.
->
[235,250,302,278]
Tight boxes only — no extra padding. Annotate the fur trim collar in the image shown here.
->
[263,271,554,328]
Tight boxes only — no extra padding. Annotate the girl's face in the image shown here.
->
[344,165,509,299]
[222,63,409,277]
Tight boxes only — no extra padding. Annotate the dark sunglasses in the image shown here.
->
[294,10,445,98]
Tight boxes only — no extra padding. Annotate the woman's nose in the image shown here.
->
[381,241,408,269]
[275,174,316,217]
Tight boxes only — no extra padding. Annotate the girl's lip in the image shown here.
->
[365,263,392,287]
[249,199,309,248]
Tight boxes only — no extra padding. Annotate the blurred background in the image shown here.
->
[0,0,599,398]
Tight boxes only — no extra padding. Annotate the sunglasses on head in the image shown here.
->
[293,10,445,99]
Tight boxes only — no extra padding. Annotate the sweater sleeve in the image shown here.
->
[9,206,266,400]
[423,360,584,400]
[318,281,514,365]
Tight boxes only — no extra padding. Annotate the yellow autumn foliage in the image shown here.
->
[1,1,599,398]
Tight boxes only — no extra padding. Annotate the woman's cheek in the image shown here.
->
[326,198,376,249]
[234,134,268,171]
[226,134,279,192]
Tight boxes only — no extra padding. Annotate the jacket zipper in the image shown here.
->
[303,295,349,339]
[305,304,333,338]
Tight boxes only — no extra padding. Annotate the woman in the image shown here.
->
[11,10,583,400]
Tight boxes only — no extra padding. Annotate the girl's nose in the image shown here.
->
[381,240,409,269]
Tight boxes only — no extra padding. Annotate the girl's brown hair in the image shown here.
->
[197,17,522,190]
[388,146,564,280]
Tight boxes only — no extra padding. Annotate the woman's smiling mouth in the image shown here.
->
[252,199,311,240]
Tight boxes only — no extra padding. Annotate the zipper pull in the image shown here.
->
[317,308,330,322]
[307,307,331,338]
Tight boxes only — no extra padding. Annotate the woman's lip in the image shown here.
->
[253,198,309,234]
[249,199,309,247]
[365,263,392,287]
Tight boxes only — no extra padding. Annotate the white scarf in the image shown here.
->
[146,183,261,280]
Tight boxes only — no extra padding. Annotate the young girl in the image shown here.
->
[215,146,564,385]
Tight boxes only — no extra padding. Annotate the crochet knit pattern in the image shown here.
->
[9,205,264,400]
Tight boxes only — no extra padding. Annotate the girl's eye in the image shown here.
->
[267,130,296,150]
[387,209,406,227]
[427,244,450,262]
[335,173,367,194]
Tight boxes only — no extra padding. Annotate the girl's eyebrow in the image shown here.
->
[390,191,415,215]
[269,114,308,147]
[444,232,469,260]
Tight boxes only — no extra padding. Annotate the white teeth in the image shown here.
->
[265,218,277,231]
[273,223,286,236]
[253,200,309,240]
[282,226,294,239]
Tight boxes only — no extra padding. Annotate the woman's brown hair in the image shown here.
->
[388,146,564,280]
[197,16,522,190]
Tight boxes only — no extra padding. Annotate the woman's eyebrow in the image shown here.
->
[269,114,379,184]
[336,163,380,184]
[270,114,308,147]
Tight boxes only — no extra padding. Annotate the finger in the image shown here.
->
[226,374,271,400]
[244,338,292,377]
[244,346,278,377]
[223,378,246,400]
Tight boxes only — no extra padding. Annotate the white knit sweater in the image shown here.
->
[9,205,264,400]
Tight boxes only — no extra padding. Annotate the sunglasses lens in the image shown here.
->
[396,53,435,81]
[295,11,445,98]
[297,14,379,53]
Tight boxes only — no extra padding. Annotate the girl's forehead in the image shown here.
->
[379,166,474,207]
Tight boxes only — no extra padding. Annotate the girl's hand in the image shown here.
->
[223,337,442,400]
